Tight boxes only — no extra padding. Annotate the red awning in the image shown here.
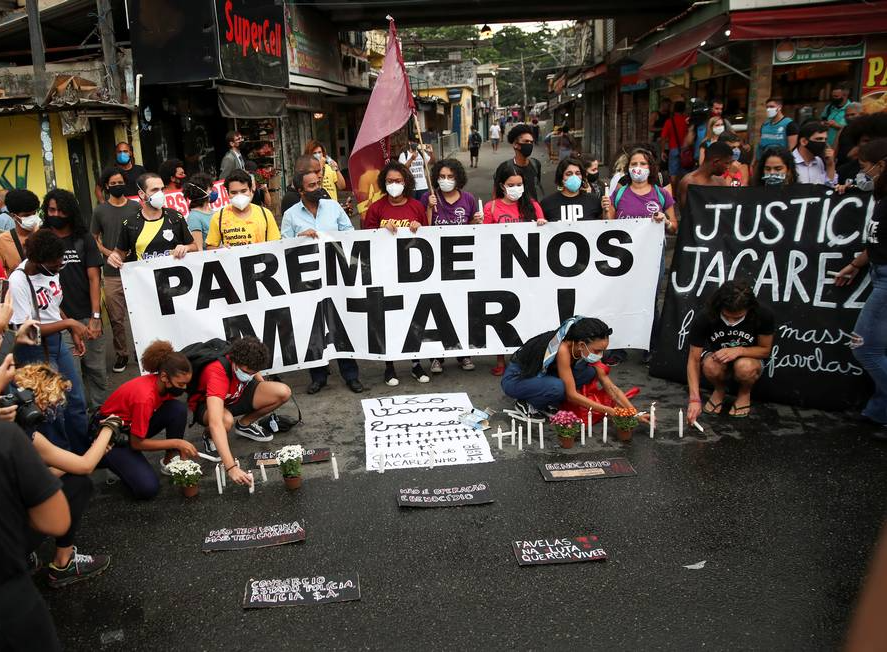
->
[639,15,729,80]
[729,1,887,40]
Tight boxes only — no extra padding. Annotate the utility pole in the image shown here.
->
[25,0,56,191]
[96,0,120,102]
[520,53,528,120]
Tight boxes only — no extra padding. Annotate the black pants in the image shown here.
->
[0,574,62,652]
[27,473,92,553]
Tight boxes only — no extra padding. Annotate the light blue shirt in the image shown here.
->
[281,198,353,238]
[792,148,837,187]
[0,210,14,231]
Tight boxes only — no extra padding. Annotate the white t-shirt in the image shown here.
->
[398,150,431,191]
[10,261,63,325]
[490,125,501,140]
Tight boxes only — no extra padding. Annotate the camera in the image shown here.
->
[0,387,45,428]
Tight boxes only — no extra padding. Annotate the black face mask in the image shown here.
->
[518,143,534,158]
[304,189,325,204]
[806,141,826,157]
[162,385,185,397]
[587,172,599,183]
[43,215,66,230]
[108,185,127,198]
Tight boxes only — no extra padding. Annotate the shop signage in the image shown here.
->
[862,40,887,113]
[619,63,647,93]
[772,38,865,65]
[216,0,288,89]
[285,4,346,90]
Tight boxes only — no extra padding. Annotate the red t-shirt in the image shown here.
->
[661,114,688,150]
[100,373,174,438]
[363,197,428,230]
[187,357,246,411]
[483,198,544,224]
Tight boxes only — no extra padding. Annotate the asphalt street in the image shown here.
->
[38,141,887,651]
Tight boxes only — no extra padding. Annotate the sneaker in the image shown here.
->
[513,400,548,421]
[430,360,444,374]
[47,547,110,588]
[411,363,430,383]
[385,366,400,387]
[159,455,180,477]
[112,355,128,373]
[27,552,42,575]
[460,357,475,371]
[202,432,220,462]
[234,420,273,442]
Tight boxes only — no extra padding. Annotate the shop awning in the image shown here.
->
[217,85,286,119]
[729,1,887,40]
[638,15,728,80]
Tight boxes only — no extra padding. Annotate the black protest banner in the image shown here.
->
[203,521,305,552]
[512,535,608,566]
[538,457,637,482]
[243,574,360,609]
[252,448,330,468]
[397,482,493,508]
[649,186,874,409]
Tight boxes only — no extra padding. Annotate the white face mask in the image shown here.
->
[16,213,42,231]
[721,313,746,327]
[712,125,725,136]
[386,182,405,198]
[629,166,650,183]
[505,185,524,201]
[438,178,456,192]
[313,152,323,161]
[145,190,165,210]
[230,193,252,211]
[233,365,254,383]
[766,106,779,119]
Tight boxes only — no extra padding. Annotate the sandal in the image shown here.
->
[729,404,751,418]
[703,399,723,415]
[490,365,505,377]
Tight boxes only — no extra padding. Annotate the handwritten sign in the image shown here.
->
[538,457,637,482]
[202,521,305,552]
[242,574,360,608]
[253,448,330,467]
[361,393,494,472]
[512,535,608,566]
[397,483,493,508]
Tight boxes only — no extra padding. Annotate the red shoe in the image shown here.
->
[490,365,505,376]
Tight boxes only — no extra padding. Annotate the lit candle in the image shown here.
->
[587,410,592,437]
[603,416,608,443]
[679,409,684,438]
[332,454,340,480]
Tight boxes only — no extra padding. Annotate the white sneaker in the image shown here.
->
[430,360,444,374]
[411,364,430,383]
[460,357,475,371]
[159,455,180,477]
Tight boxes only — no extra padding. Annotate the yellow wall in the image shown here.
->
[417,87,474,150]
[0,113,73,196]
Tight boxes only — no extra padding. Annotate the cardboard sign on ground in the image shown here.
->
[253,448,331,467]
[203,521,305,552]
[512,535,608,566]
[538,457,637,482]
[243,574,361,608]
[397,483,493,508]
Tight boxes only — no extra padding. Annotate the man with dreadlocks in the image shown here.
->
[686,279,775,423]
[500,316,646,420]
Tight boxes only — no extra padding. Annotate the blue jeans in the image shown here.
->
[668,147,682,176]
[501,362,597,410]
[853,264,887,424]
[100,400,189,499]
[15,333,89,454]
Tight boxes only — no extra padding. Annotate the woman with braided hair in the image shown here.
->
[501,316,647,421]
[686,279,775,423]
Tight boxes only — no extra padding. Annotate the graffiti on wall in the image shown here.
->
[0,154,30,190]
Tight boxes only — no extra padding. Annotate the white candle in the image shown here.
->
[247,471,255,494]
[587,410,592,435]
[332,454,340,480]
[692,420,705,433]
[259,463,267,482]
[580,422,586,446]
[220,464,227,488]
[679,409,684,438]
[518,425,523,451]
[525,417,531,445]
[215,464,223,495]
[603,416,608,443]
[510,419,516,445]
[496,425,503,450]
[650,403,656,439]
[538,422,544,449]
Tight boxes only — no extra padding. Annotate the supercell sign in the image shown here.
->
[216,0,287,88]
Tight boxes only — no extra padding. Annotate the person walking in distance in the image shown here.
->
[219,130,246,180]
[468,126,482,168]
[489,122,501,152]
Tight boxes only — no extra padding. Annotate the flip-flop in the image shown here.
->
[703,399,723,415]
[729,404,751,418]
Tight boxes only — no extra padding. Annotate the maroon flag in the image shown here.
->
[348,17,415,217]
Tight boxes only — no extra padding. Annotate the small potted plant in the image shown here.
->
[277,445,304,490]
[167,459,202,497]
[550,410,581,449]
[612,406,639,442]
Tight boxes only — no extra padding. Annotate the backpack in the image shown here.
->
[180,338,232,392]
[613,184,666,212]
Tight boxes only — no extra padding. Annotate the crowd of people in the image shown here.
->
[0,93,885,649]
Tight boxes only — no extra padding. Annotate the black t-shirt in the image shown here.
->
[116,208,193,263]
[510,330,555,375]
[90,200,140,277]
[540,191,602,222]
[105,163,147,197]
[57,233,103,320]
[867,198,886,265]
[495,158,543,201]
[689,306,776,353]
[0,424,61,583]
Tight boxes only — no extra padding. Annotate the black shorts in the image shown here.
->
[469,147,479,156]
[193,380,259,426]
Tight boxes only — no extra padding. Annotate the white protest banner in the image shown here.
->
[362,393,493,471]
[121,220,663,373]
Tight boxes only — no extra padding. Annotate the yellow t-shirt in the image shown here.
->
[322,164,339,201]
[206,204,281,248]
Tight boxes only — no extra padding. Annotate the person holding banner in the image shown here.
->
[540,157,603,222]
[280,169,364,394]
[205,170,280,249]
[107,173,196,266]
[603,148,677,232]
[836,139,887,439]
[501,316,646,421]
[685,280,775,423]
[184,172,217,250]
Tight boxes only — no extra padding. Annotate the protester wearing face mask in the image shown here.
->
[0,189,42,275]
[305,140,346,201]
[494,124,543,201]
[501,316,647,422]
[189,336,291,487]
[92,340,196,499]
[604,149,677,232]
[158,158,186,194]
[793,121,837,187]
[40,189,106,410]
[183,172,217,250]
[836,101,863,169]
[753,146,797,187]
[677,142,731,208]
[821,82,853,146]
[583,156,606,198]
[717,131,750,187]
[686,279,775,423]
[835,139,887,440]
[362,162,431,386]
[205,169,280,249]
[756,97,798,161]
[93,142,145,203]
[398,137,435,200]
[541,157,603,223]
[697,115,731,165]
[422,159,482,226]
[108,173,195,268]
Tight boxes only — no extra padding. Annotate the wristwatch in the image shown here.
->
[92,312,101,320]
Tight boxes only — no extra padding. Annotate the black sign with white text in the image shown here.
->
[513,535,608,566]
[253,448,330,467]
[243,574,360,608]
[539,458,637,482]
[397,483,493,508]
[203,521,305,552]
